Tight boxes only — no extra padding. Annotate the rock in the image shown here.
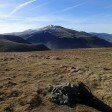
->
[48,83,80,107]
[48,82,97,108]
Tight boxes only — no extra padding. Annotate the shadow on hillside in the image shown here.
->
[69,83,112,112]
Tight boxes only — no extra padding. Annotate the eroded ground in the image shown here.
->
[0,48,112,112]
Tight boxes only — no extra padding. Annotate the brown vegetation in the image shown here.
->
[0,48,112,112]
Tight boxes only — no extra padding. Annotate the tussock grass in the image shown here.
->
[0,48,112,112]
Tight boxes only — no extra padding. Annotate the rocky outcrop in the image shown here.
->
[48,82,82,107]
[48,82,112,111]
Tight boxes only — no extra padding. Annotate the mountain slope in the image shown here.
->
[9,25,112,49]
[0,40,49,52]
[90,33,112,43]
[0,34,30,44]
[0,35,49,52]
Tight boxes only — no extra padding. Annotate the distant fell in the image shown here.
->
[90,32,112,43]
[8,25,112,49]
[0,35,49,52]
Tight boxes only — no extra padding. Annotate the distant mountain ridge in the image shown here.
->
[90,32,112,43]
[1,25,112,51]
[7,25,112,50]
[0,35,50,52]
[0,34,30,44]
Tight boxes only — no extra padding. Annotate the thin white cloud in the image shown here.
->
[61,3,85,12]
[53,3,85,14]
[9,0,37,16]
[31,1,51,10]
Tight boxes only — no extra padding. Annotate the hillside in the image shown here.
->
[90,33,112,43]
[0,40,49,52]
[0,35,49,52]
[0,35,30,44]
[8,25,112,49]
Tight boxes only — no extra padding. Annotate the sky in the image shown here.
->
[0,0,112,34]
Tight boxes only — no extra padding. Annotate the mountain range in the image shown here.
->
[0,35,49,52]
[0,25,112,52]
[90,32,112,43]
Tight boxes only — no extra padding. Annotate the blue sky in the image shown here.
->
[0,0,112,33]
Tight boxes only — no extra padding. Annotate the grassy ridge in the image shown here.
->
[0,40,49,52]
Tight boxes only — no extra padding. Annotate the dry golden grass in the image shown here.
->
[0,48,112,112]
